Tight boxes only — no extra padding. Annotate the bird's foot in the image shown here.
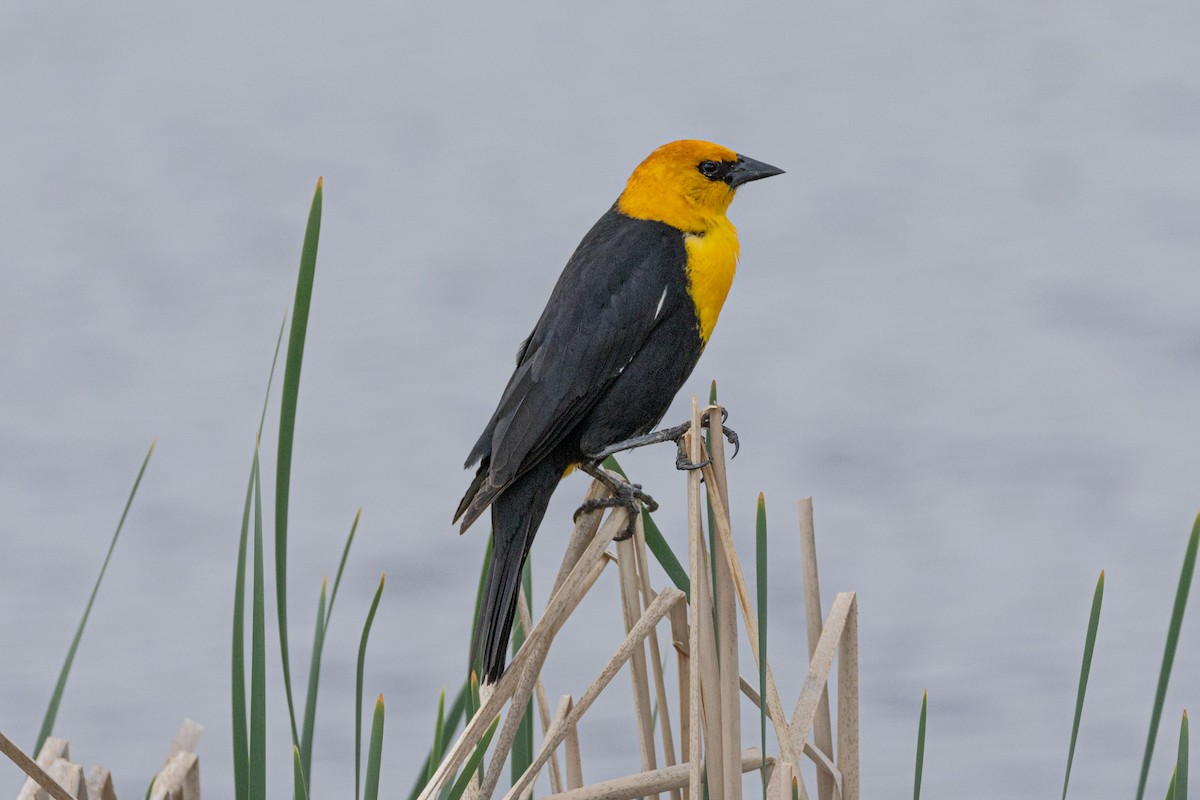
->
[584,408,740,468]
[574,465,658,540]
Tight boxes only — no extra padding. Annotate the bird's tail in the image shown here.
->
[470,456,564,684]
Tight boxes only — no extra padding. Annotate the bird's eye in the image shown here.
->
[698,160,721,178]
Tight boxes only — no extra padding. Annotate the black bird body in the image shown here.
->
[455,140,782,682]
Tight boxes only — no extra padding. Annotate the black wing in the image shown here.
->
[455,207,686,530]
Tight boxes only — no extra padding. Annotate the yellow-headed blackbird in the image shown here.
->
[454,140,783,682]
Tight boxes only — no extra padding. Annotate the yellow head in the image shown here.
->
[616,140,784,232]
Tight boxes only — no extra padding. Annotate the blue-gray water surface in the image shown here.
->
[2,2,1198,797]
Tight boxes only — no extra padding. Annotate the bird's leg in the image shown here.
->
[585,409,740,470]
[573,463,658,540]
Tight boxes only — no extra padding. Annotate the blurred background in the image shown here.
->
[2,1,1198,797]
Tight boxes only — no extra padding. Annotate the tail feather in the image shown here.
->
[470,457,563,683]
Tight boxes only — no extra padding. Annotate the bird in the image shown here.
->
[454,139,783,683]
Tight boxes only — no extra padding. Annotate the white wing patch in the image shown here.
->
[653,286,668,320]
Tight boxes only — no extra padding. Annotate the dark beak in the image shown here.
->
[726,154,785,188]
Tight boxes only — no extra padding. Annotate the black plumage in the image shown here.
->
[455,205,704,683]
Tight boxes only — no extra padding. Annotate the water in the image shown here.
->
[2,2,1198,797]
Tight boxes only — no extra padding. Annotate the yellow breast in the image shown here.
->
[684,218,740,343]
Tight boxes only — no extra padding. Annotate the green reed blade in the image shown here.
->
[425,689,447,786]
[356,573,386,800]
[755,493,768,800]
[276,177,324,751]
[445,716,500,800]
[298,580,328,794]
[232,458,254,800]
[364,694,386,800]
[408,682,469,800]
[914,690,927,800]
[35,440,154,755]
[511,560,535,785]
[603,455,689,600]
[1063,570,1104,800]
[1136,515,1199,800]
[468,535,494,676]
[293,745,309,800]
[233,315,286,800]
[326,509,361,627]
[250,449,268,800]
[1173,710,1187,800]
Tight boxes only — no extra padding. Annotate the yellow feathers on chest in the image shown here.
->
[684,218,739,343]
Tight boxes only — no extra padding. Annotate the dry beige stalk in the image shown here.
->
[685,400,705,800]
[797,498,835,800]
[706,405,742,800]
[538,748,773,800]
[519,589,565,794]
[696,454,798,766]
[562,696,583,790]
[836,595,859,800]
[788,592,854,760]
[419,510,622,800]
[505,588,687,800]
[632,517,681,800]
[615,533,660,796]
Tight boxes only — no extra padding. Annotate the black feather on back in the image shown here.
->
[455,205,696,529]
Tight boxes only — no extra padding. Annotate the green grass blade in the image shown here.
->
[755,493,768,800]
[357,573,386,800]
[445,716,500,800]
[233,316,287,800]
[1136,515,1200,800]
[276,177,324,751]
[35,440,154,755]
[298,509,360,796]
[425,689,447,786]
[364,694,386,800]
[642,508,690,600]
[293,745,309,800]
[603,455,690,600]
[914,690,927,800]
[1174,710,1188,800]
[408,682,470,800]
[232,456,255,800]
[326,509,361,627]
[298,579,328,794]
[250,449,268,800]
[1063,570,1105,800]
[1165,769,1177,800]
[511,560,535,785]
[467,534,494,676]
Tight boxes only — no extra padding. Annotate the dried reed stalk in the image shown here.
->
[685,400,706,800]
[706,405,742,800]
[562,696,583,790]
[0,732,75,800]
[504,587,687,800]
[797,498,834,800]
[615,532,661,798]
[540,748,773,800]
[519,589,565,794]
[836,595,859,800]
[788,592,854,756]
[430,397,861,800]
[418,509,623,800]
[632,517,681,800]
[696,451,798,766]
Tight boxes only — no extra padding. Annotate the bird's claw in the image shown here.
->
[674,439,712,471]
[671,412,739,469]
[573,477,657,540]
